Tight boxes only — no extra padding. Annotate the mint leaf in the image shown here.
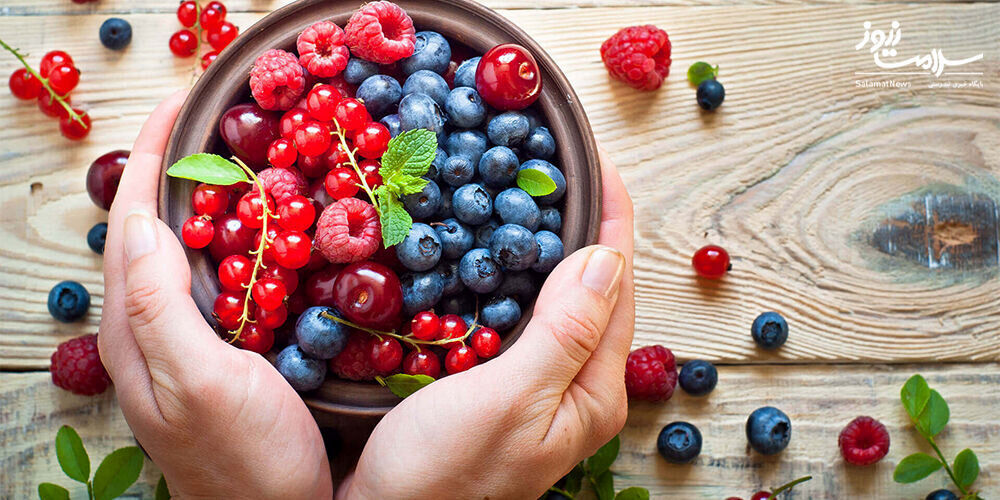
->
[376,374,435,398]
[380,129,437,179]
[592,470,614,500]
[901,374,931,421]
[953,449,979,488]
[919,389,949,436]
[91,447,144,500]
[38,483,70,500]
[377,188,413,247]
[55,425,89,483]
[616,487,650,500]
[516,168,557,197]
[587,435,620,477]
[155,474,171,500]
[390,174,429,196]
[564,463,584,495]
[893,453,942,483]
[687,62,719,85]
[166,153,248,185]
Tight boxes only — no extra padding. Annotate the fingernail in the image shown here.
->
[582,246,625,299]
[124,209,158,264]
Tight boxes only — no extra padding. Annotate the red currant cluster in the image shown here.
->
[4,43,91,140]
[171,1,239,71]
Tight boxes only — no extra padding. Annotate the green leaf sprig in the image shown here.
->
[547,435,650,500]
[687,61,719,86]
[39,425,144,500]
[516,168,557,197]
[373,129,438,246]
[894,374,983,499]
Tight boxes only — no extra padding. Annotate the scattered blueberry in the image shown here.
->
[401,31,451,75]
[295,306,349,359]
[489,224,538,271]
[496,271,535,304]
[275,344,326,392]
[434,218,474,259]
[453,57,480,88]
[48,281,90,323]
[99,18,132,51]
[401,178,441,220]
[751,312,788,349]
[440,155,476,187]
[452,183,493,225]
[398,93,447,138]
[87,222,107,254]
[356,74,402,117]
[539,206,562,233]
[494,188,541,231]
[480,295,521,331]
[519,159,566,205]
[478,146,520,188]
[696,79,725,110]
[402,69,450,108]
[400,271,445,316]
[532,230,564,273]
[657,421,702,464]
[926,490,958,500]
[458,248,503,294]
[473,218,500,248]
[678,359,717,396]
[523,126,556,160]
[445,87,487,128]
[446,129,489,165]
[487,111,530,148]
[746,406,791,455]
[343,57,379,85]
[396,223,442,272]
[380,113,402,138]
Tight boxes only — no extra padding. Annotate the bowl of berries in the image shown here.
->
[160,0,601,416]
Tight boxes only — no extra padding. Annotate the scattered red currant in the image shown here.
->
[324,167,361,200]
[201,51,218,70]
[445,345,478,374]
[410,311,440,341]
[48,64,80,95]
[692,244,731,279]
[199,3,226,31]
[40,51,73,78]
[207,22,238,51]
[182,215,215,248]
[59,110,91,140]
[169,30,198,57]
[38,91,70,118]
[9,68,42,100]
[176,1,199,28]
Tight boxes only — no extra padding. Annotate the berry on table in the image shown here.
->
[692,244,730,279]
[86,150,129,210]
[40,51,73,78]
[624,345,677,402]
[99,18,132,50]
[276,344,327,391]
[182,215,215,248]
[250,49,307,110]
[48,281,90,323]
[475,44,541,110]
[201,51,218,70]
[678,359,718,396]
[176,1,198,28]
[207,22,239,52]
[345,1,416,64]
[657,421,702,463]
[445,344,478,374]
[199,1,226,31]
[750,492,772,500]
[295,306,350,359]
[59,109,91,140]
[926,490,958,500]
[87,222,107,254]
[169,30,198,57]
[315,198,381,264]
[332,262,403,329]
[600,25,671,91]
[50,334,110,396]
[751,311,788,349]
[297,21,349,78]
[746,406,791,455]
[9,68,42,100]
[47,64,79,95]
[38,91,70,118]
[838,416,890,466]
[403,350,441,378]
[697,79,725,110]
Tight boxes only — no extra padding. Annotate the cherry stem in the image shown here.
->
[0,38,88,128]
[228,157,271,343]
[766,475,812,499]
[318,310,480,350]
[332,118,381,219]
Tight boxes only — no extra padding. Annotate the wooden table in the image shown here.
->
[2,0,998,498]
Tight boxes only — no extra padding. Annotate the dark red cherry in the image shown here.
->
[305,265,343,308]
[86,150,130,210]
[475,44,542,111]
[219,103,281,170]
[208,213,256,262]
[332,261,403,329]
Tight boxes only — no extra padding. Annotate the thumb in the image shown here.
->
[500,245,625,386]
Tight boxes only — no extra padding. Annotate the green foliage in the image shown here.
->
[687,62,719,85]
[376,373,435,398]
[38,425,145,500]
[375,129,438,246]
[546,435,648,500]
[55,426,89,483]
[516,168,557,197]
[894,453,943,483]
[165,153,249,185]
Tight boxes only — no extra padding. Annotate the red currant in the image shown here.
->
[262,264,299,294]
[437,314,468,349]
[199,3,226,31]
[47,64,80,95]
[351,122,390,159]
[305,265,342,307]
[322,140,351,169]
[169,30,198,57]
[276,195,316,232]
[252,277,287,311]
[358,159,382,189]
[272,230,312,269]
[207,22,238,51]
[237,323,274,354]
[475,44,542,111]
[59,110,91,140]
[692,244,731,279]
[333,98,370,131]
[254,226,279,265]
[368,337,403,372]
[176,1,198,27]
[192,183,228,217]
[410,311,440,341]
[218,254,253,291]
[750,493,771,500]
[305,84,342,122]
[201,51,218,70]
[267,138,297,169]
[182,215,214,248]
[236,192,275,229]
[209,213,256,261]
[9,68,42,100]
[39,51,73,78]
[445,345,478,374]
[324,167,360,200]
[403,350,441,378]
[298,155,327,178]
[470,327,501,358]
[213,291,245,330]
[38,92,70,118]
[255,303,288,330]
[280,108,309,139]
[293,121,332,157]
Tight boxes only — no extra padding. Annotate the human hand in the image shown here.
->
[339,149,635,499]
[98,92,333,499]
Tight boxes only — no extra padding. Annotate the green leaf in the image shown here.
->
[953,449,979,488]
[155,474,171,500]
[55,425,90,483]
[376,374,435,398]
[380,129,438,179]
[91,446,144,500]
[919,389,950,436]
[592,470,614,500]
[687,62,719,85]
[37,483,69,500]
[901,374,931,421]
[615,487,650,500]
[376,189,413,247]
[390,174,430,196]
[517,168,557,197]
[587,435,620,477]
[165,153,248,186]
[563,463,585,495]
[893,452,943,483]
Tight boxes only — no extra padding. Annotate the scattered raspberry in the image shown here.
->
[314,198,381,263]
[253,167,308,203]
[297,21,350,78]
[839,416,890,466]
[50,334,111,396]
[249,49,307,110]
[600,25,672,91]
[329,331,380,380]
[345,1,416,64]
[624,345,677,402]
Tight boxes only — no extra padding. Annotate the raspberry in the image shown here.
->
[624,345,677,402]
[252,167,308,204]
[839,416,890,466]
[50,334,111,396]
[600,25,672,91]
[249,49,307,111]
[314,198,381,263]
[329,331,380,380]
[297,21,350,78]
[345,1,416,64]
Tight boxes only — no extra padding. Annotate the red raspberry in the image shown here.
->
[249,49,307,111]
[624,345,677,402]
[297,21,350,78]
[345,1,416,64]
[839,416,890,466]
[600,25,672,91]
[330,331,380,380]
[314,198,381,263]
[50,334,111,396]
[252,167,308,204]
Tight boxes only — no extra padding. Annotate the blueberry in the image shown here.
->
[518,159,566,205]
[436,185,455,219]
[380,113,402,138]
[396,223,442,271]
[452,183,493,225]
[435,260,465,296]
[522,108,544,130]
[87,222,107,254]
[746,406,791,455]
[489,224,538,271]
[401,178,441,220]
[356,75,402,117]
[697,79,725,111]
[429,147,448,182]
[295,306,349,359]
[480,296,521,331]
[440,155,476,187]
[398,93,447,138]
[479,146,520,188]
[926,490,959,500]
[99,17,132,51]
[751,312,788,349]
[487,111,530,148]
[494,188,541,230]
[445,87,487,129]
[434,218,474,259]
[474,218,500,248]
[496,271,535,304]
[678,360,718,396]
[446,129,489,165]
[459,248,503,294]
[48,281,90,323]
[460,313,479,331]
[402,70,450,108]
[532,230,564,273]
[453,57,480,88]
[275,344,326,392]
[401,31,451,75]
[344,57,379,85]
[539,207,562,233]
[440,294,475,315]
[400,271,445,316]
[523,126,556,160]
[657,422,702,464]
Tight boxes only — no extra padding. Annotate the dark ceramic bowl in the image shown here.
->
[160,0,601,417]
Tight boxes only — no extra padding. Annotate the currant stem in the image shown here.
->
[332,118,381,219]
[546,487,573,499]
[766,475,812,499]
[319,310,480,349]
[0,38,88,128]
[927,437,968,496]
[228,157,271,343]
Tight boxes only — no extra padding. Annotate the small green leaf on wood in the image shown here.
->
[893,452,943,483]
[901,374,931,421]
[587,435,620,477]
[380,129,438,178]
[155,474,171,500]
[91,446,144,500]
[55,425,90,483]
[37,483,70,500]
[615,487,650,500]
[953,449,979,488]
[516,168,557,197]
[564,463,585,495]
[166,153,249,186]
[592,470,615,500]
[919,389,950,437]
[687,62,719,85]
[376,373,436,398]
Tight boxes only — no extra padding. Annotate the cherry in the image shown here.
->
[213,291,245,330]
[169,30,198,57]
[237,323,274,354]
[298,154,328,179]
[305,84,342,122]
[371,245,403,272]
[293,121,332,157]
[368,337,403,372]
[410,311,440,341]
[207,22,238,51]
[255,303,288,330]
[48,64,79,95]
[199,3,226,31]
[692,244,731,279]
[192,183,229,217]
[219,103,281,170]
[287,290,308,315]
[182,216,214,248]
[322,140,351,169]
[267,138,297,169]
[271,230,312,269]
[351,122,390,159]
[262,264,299,294]
[201,51,218,71]
[276,195,316,231]
[39,51,73,78]
[38,91,70,118]
[471,327,501,358]
[218,254,253,291]
[59,110,91,140]
[254,226,279,265]
[445,345,478,374]
[475,44,542,111]
[309,179,334,209]
[749,493,771,500]
[236,192,274,229]
[86,150,129,210]
[324,167,360,200]
[9,69,42,100]
[305,265,342,307]
[176,1,198,27]
[252,277,287,311]
[279,108,309,139]
[208,213,256,261]
[333,98,370,131]
[403,350,441,378]
[332,261,403,329]
[358,159,382,189]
